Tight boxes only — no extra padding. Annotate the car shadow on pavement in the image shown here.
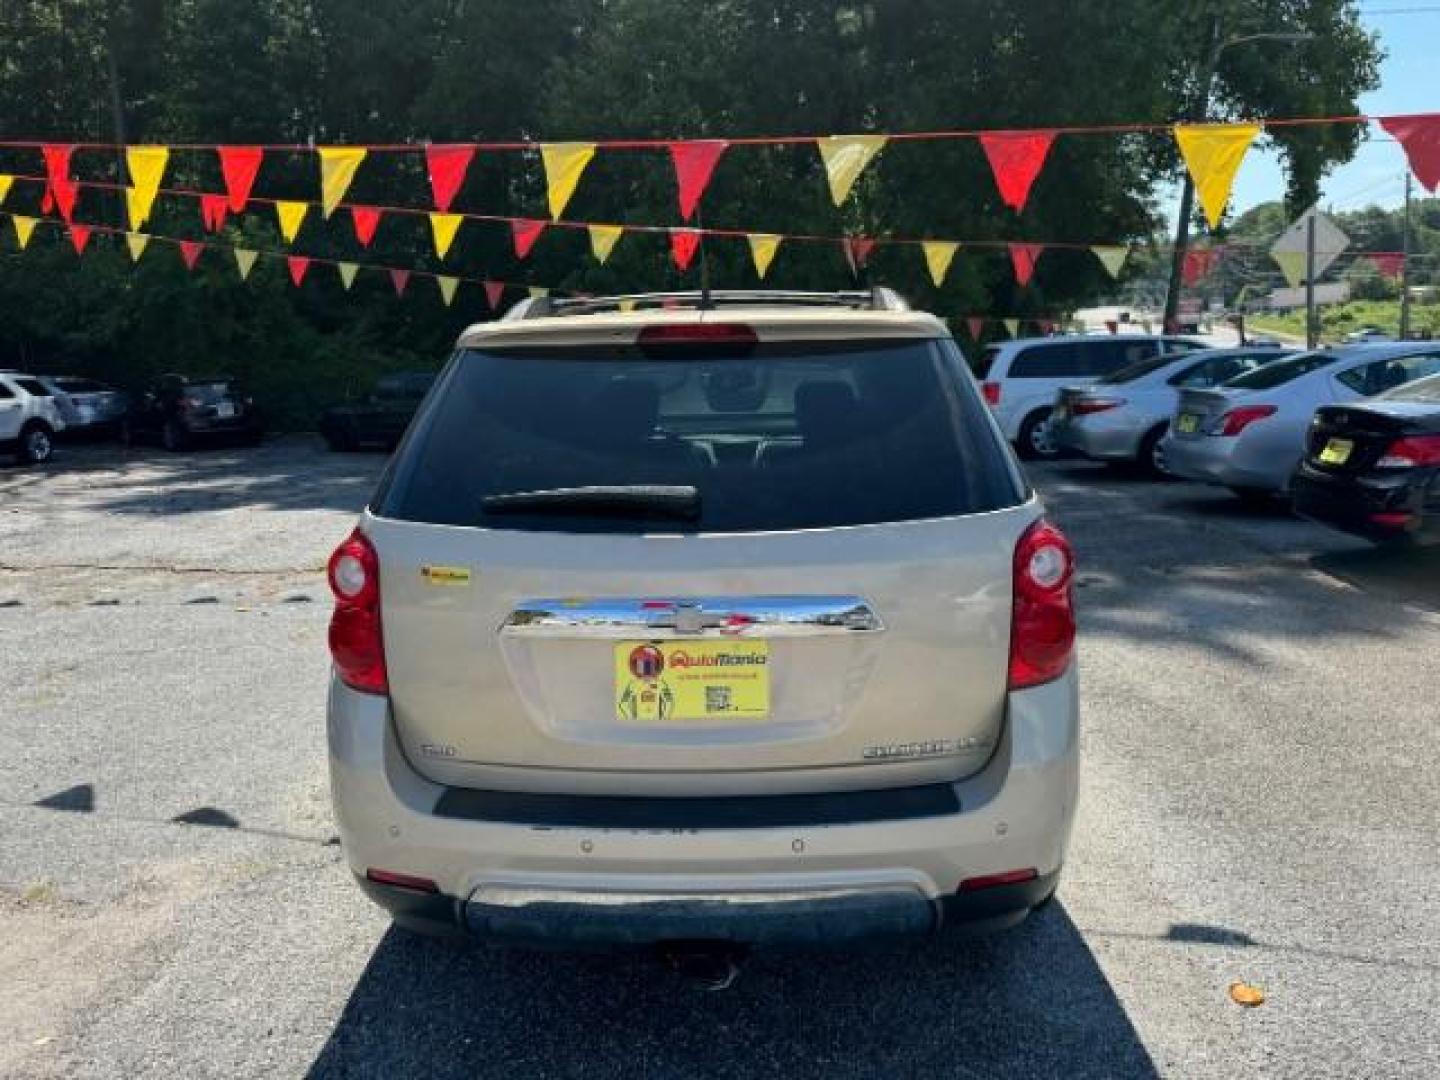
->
[1311,544,1440,614]
[307,904,1158,1080]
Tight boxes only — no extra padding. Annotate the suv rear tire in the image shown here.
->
[18,421,54,465]
[1017,408,1060,461]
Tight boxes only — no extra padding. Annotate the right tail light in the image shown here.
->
[327,528,388,694]
[1009,518,1076,690]
[1215,404,1276,436]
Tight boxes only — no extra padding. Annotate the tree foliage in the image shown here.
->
[0,0,1381,425]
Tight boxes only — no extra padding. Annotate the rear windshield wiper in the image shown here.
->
[481,485,701,521]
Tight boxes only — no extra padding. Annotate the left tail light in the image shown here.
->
[1072,397,1125,416]
[1376,435,1440,468]
[1009,518,1077,690]
[982,381,1001,407]
[328,528,387,694]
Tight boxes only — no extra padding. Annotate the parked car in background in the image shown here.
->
[36,376,130,438]
[974,334,1210,460]
[122,374,264,451]
[318,370,435,451]
[1291,372,1440,545]
[0,371,67,464]
[1052,346,1291,475]
[1161,344,1440,503]
[1343,326,1392,344]
[329,289,1079,947]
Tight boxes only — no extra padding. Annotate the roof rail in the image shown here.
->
[505,287,911,321]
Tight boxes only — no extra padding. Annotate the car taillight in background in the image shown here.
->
[1215,404,1276,437]
[1009,518,1076,690]
[1071,397,1125,416]
[1376,435,1440,468]
[328,528,387,694]
[982,381,1001,407]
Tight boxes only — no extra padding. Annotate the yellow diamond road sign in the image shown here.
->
[1270,208,1350,284]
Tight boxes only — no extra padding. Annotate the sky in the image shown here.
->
[1208,2,1437,217]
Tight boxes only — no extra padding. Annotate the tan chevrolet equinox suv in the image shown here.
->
[326,289,1079,947]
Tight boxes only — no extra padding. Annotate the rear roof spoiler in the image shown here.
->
[505,288,911,321]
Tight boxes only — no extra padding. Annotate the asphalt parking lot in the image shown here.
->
[2,438,1438,1079]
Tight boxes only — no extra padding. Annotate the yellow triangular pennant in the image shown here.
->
[429,212,463,259]
[540,143,597,219]
[233,248,259,280]
[589,224,623,264]
[318,147,366,218]
[125,232,150,262]
[125,146,169,228]
[816,135,887,206]
[1271,250,1308,288]
[1174,123,1261,229]
[922,241,959,287]
[275,200,309,242]
[0,175,13,206]
[747,233,782,279]
[1092,245,1129,278]
[1003,318,1020,339]
[11,215,37,249]
[436,275,459,306]
[337,262,359,289]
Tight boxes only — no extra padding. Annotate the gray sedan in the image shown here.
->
[37,376,130,436]
[1052,347,1290,474]
[1161,343,1440,500]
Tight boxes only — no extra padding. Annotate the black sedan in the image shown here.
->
[1292,373,1440,545]
[123,374,264,451]
[318,371,434,451]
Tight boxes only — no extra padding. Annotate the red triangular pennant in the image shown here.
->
[200,193,229,232]
[1368,252,1406,279]
[979,131,1056,213]
[51,176,79,223]
[389,268,411,297]
[68,224,92,255]
[482,280,506,310]
[1379,113,1440,192]
[42,144,74,190]
[178,239,204,270]
[350,206,381,247]
[669,140,728,222]
[511,219,546,259]
[1009,243,1044,286]
[843,237,876,273]
[426,145,475,212]
[217,146,263,212]
[287,255,311,286]
[41,188,54,214]
[1182,248,1218,287]
[670,229,702,271]
[966,316,985,340]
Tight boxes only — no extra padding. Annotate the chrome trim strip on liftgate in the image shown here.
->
[499,596,884,638]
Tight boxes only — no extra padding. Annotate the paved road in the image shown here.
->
[2,439,1437,1079]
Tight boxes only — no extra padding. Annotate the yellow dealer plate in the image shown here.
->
[1176,412,1200,434]
[615,640,770,724]
[1318,437,1354,465]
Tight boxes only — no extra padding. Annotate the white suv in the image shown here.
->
[327,290,1079,947]
[0,372,67,464]
[974,334,1208,459]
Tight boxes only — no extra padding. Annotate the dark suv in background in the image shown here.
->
[122,374,264,451]
[318,371,435,452]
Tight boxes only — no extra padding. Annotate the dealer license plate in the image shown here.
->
[1176,412,1200,434]
[614,640,770,724]
[1318,437,1353,465]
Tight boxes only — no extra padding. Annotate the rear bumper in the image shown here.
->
[1160,434,1287,491]
[1292,464,1438,544]
[328,669,1079,946]
[1052,414,1147,461]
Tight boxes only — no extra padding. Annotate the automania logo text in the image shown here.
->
[668,651,768,670]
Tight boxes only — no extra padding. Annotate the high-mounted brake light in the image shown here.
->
[637,323,759,346]
[327,528,387,694]
[1071,397,1125,416]
[1009,518,1076,690]
[1376,435,1440,468]
[1214,404,1277,437]
[982,381,1001,407]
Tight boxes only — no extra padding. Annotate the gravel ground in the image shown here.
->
[1,437,1437,1079]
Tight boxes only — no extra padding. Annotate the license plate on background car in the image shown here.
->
[614,640,770,723]
[1176,413,1200,434]
[216,402,236,418]
[1052,405,1068,421]
[1318,437,1354,465]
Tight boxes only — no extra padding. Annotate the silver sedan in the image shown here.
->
[1161,343,1440,500]
[1051,347,1290,474]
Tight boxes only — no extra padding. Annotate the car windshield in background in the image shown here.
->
[1224,352,1335,390]
[379,339,1023,534]
[1099,353,1182,385]
[1377,373,1440,402]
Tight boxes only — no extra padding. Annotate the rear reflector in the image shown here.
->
[1071,397,1125,416]
[365,868,439,894]
[1369,511,1414,527]
[1376,435,1440,468]
[959,868,1038,892]
[637,323,758,345]
[982,381,1001,407]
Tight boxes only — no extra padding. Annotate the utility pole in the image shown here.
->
[1305,213,1318,349]
[1400,172,1413,341]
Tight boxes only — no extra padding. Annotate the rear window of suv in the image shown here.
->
[1008,339,1157,378]
[378,337,1024,533]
